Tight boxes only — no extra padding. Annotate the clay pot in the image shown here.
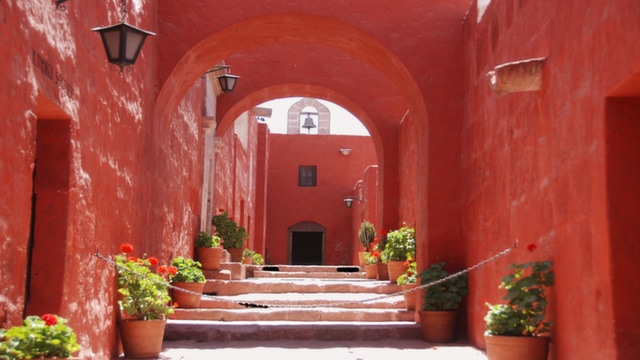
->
[196,247,224,270]
[118,319,166,359]
[484,334,551,360]
[401,283,418,310]
[170,281,205,308]
[364,264,378,279]
[377,262,389,280]
[419,311,457,343]
[227,248,244,262]
[387,260,409,283]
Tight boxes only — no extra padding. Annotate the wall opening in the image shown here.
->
[25,118,71,316]
[290,231,324,265]
[288,221,326,265]
[605,96,640,359]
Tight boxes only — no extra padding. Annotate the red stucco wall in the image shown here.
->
[463,1,640,359]
[265,135,376,265]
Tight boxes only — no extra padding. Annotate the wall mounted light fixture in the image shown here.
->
[343,195,363,208]
[91,0,155,74]
[205,65,241,93]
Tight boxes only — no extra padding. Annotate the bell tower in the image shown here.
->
[287,98,331,134]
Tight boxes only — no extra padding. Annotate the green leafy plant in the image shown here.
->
[212,210,247,249]
[115,243,174,320]
[382,224,415,261]
[169,257,206,283]
[252,252,264,265]
[242,248,256,261]
[363,250,380,265]
[358,221,376,250]
[0,314,80,359]
[194,231,220,248]
[419,262,468,311]
[485,245,554,336]
[396,261,417,285]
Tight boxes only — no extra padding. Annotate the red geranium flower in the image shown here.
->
[168,266,178,276]
[157,265,168,275]
[373,237,379,243]
[147,257,159,266]
[527,243,537,252]
[373,251,380,258]
[127,256,137,262]
[41,314,57,326]
[121,243,134,254]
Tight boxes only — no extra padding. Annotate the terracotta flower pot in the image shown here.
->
[171,281,205,308]
[358,252,367,267]
[401,283,418,310]
[119,319,166,359]
[419,310,457,343]
[387,260,408,283]
[484,334,551,360]
[227,248,244,262]
[364,264,378,279]
[377,262,389,280]
[196,247,224,270]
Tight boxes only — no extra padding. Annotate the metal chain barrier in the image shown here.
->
[95,241,517,309]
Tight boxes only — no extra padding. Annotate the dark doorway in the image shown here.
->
[290,231,324,265]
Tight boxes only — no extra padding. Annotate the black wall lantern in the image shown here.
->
[205,65,241,93]
[92,0,155,73]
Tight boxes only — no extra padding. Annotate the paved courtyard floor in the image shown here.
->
[160,339,488,360]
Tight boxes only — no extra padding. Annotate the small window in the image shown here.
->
[298,165,317,187]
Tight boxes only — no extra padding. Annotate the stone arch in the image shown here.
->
[287,98,330,134]
[154,13,427,134]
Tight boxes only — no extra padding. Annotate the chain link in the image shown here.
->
[95,241,517,309]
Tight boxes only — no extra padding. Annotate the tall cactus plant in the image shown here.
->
[358,220,376,249]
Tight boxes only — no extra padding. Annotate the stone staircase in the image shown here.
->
[164,264,422,341]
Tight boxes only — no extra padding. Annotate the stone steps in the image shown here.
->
[164,320,423,342]
[165,264,420,341]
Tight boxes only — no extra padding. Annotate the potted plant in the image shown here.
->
[114,243,174,359]
[374,233,389,280]
[358,220,376,266]
[168,256,206,308]
[195,231,223,270]
[212,209,248,262]
[382,224,415,283]
[484,244,554,360]
[418,262,468,343]
[363,250,380,279]
[242,249,256,264]
[0,314,80,359]
[252,252,265,265]
[396,261,418,310]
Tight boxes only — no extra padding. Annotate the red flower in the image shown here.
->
[373,237,379,243]
[403,261,409,267]
[173,302,179,308]
[168,266,178,276]
[147,257,159,266]
[120,243,134,254]
[373,251,380,258]
[127,256,137,262]
[41,314,57,326]
[157,266,168,275]
[527,243,537,252]
[218,208,224,212]
[407,271,414,277]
